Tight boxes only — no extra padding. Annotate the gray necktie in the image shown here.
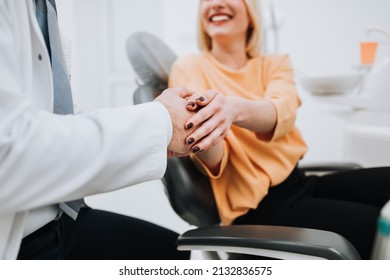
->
[35,0,82,220]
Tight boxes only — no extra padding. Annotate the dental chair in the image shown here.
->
[126,31,361,260]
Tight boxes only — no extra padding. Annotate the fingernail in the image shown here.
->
[187,123,193,129]
[187,101,195,107]
[187,138,194,145]
[196,96,205,102]
[192,146,200,153]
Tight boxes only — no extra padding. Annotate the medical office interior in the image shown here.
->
[56,0,390,258]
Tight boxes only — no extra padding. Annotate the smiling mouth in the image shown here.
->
[210,14,232,22]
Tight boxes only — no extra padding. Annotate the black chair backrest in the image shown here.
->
[127,32,220,227]
[126,32,177,92]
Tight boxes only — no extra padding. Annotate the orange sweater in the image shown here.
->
[169,52,308,225]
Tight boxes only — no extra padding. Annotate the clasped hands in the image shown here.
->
[154,87,236,157]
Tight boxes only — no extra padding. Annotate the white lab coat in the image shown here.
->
[0,0,172,259]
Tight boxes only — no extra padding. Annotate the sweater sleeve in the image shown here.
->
[258,55,301,141]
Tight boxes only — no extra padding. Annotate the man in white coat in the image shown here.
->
[0,0,207,259]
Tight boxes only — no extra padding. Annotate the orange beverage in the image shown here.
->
[360,42,378,65]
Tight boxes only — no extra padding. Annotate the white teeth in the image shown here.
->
[211,15,230,22]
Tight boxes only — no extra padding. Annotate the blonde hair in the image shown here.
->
[197,0,262,58]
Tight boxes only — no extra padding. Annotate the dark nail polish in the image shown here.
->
[188,138,194,145]
[192,146,200,153]
[187,101,195,107]
[187,123,193,129]
[196,96,205,102]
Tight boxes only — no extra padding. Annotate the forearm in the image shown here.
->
[183,92,278,157]
[195,141,224,176]
[232,97,277,134]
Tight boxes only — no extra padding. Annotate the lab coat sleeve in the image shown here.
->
[0,103,172,215]
[0,4,172,215]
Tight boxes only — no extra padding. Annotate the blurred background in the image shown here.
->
[56,0,390,235]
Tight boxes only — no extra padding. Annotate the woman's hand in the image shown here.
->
[184,90,238,153]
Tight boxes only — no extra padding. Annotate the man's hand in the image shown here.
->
[154,87,196,157]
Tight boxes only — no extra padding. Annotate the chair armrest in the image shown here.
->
[299,162,362,173]
[177,225,361,260]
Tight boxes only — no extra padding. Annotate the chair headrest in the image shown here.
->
[126,32,177,90]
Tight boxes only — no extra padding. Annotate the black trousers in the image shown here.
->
[234,167,390,260]
[17,208,190,260]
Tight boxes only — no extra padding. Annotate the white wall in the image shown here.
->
[274,0,390,164]
[56,0,390,234]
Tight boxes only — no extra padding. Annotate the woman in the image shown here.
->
[168,0,390,259]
